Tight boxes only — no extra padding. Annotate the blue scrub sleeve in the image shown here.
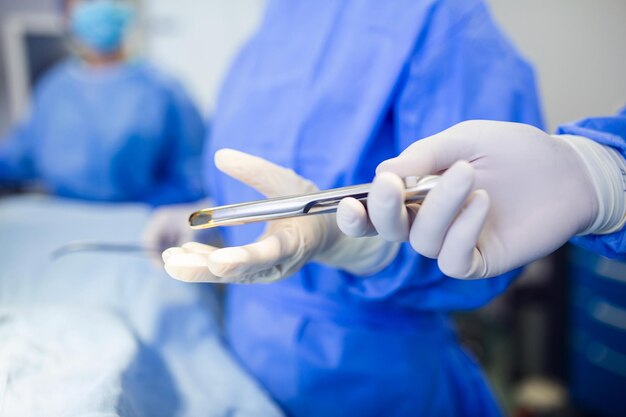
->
[557,108,626,258]
[146,84,207,206]
[0,123,37,183]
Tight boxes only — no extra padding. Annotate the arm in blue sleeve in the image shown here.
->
[558,107,626,258]
[146,84,207,206]
[0,116,38,184]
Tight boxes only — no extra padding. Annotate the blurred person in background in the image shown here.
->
[0,0,205,206]
[155,0,545,416]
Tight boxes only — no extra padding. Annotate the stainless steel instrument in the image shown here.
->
[50,241,161,260]
[189,175,439,229]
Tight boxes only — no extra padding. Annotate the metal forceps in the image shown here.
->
[189,175,440,229]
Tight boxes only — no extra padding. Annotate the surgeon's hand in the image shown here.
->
[142,201,205,267]
[337,120,622,279]
[162,149,399,283]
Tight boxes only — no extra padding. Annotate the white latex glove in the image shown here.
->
[162,149,399,283]
[337,120,626,279]
[142,201,205,251]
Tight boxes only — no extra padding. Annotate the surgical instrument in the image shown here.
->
[50,241,162,261]
[189,175,440,229]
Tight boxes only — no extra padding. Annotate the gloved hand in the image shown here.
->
[162,149,399,283]
[337,120,626,279]
[142,201,205,253]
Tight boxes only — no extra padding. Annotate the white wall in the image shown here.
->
[486,0,626,131]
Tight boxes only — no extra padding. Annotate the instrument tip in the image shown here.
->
[189,210,214,228]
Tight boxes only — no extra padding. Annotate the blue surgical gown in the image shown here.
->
[207,1,544,416]
[558,106,626,258]
[0,59,205,205]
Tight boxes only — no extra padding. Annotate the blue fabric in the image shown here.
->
[70,0,134,53]
[207,0,543,415]
[557,107,626,259]
[0,60,205,206]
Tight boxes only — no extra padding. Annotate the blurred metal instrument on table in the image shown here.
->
[50,241,162,261]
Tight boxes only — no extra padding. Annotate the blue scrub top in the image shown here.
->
[207,0,543,416]
[0,59,205,205]
[558,107,626,258]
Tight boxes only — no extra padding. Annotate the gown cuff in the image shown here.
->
[557,134,626,235]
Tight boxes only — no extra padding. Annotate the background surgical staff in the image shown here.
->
[158,0,545,415]
[0,0,205,205]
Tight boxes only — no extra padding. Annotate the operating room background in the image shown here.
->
[2,0,626,131]
[1,0,625,415]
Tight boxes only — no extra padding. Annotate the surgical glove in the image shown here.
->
[337,120,626,279]
[162,149,400,283]
[142,201,206,252]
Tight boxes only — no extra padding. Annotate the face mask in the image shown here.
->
[70,0,134,54]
